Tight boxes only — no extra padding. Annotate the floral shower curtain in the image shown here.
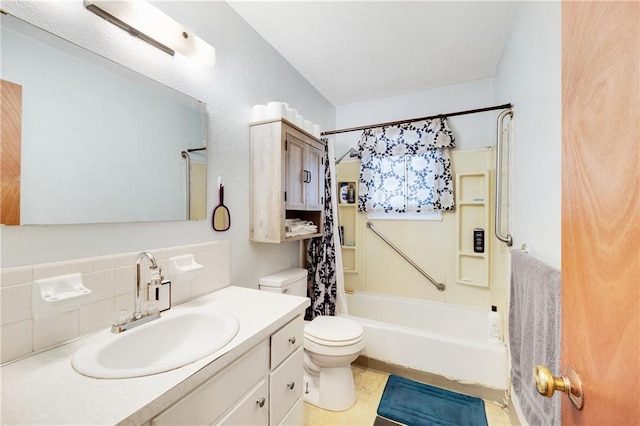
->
[306,138,339,320]
[358,118,456,212]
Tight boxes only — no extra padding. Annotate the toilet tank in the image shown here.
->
[259,268,307,297]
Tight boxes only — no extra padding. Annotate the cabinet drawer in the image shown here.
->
[215,379,268,426]
[152,341,269,426]
[278,397,303,426]
[269,348,303,426]
[270,316,303,369]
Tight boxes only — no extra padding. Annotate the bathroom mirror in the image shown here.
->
[0,13,207,225]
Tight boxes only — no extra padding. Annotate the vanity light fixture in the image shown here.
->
[83,0,216,67]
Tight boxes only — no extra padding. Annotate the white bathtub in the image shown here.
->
[342,291,508,390]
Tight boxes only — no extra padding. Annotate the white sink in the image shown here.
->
[72,309,239,379]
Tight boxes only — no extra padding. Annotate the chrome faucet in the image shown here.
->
[134,251,161,319]
[111,251,163,333]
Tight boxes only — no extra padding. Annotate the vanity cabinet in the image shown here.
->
[151,316,304,426]
[250,119,325,243]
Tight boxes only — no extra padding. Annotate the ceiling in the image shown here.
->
[228,1,520,106]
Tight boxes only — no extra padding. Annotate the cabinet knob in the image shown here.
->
[288,336,296,344]
[287,381,295,390]
[256,397,266,408]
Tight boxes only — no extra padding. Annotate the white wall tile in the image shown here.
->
[115,292,134,313]
[33,310,78,351]
[1,283,32,325]
[1,266,33,287]
[79,299,114,335]
[211,247,231,291]
[115,265,134,296]
[170,278,191,305]
[191,278,209,299]
[33,259,94,280]
[93,252,135,271]
[1,320,33,363]
[82,270,115,303]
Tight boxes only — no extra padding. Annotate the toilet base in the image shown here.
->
[302,365,357,411]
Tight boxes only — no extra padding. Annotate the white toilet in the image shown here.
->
[259,268,364,411]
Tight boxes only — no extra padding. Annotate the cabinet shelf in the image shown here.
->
[336,166,361,285]
[284,232,322,242]
[458,201,486,206]
[455,172,490,287]
[458,250,486,258]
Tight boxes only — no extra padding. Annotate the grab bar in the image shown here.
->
[366,221,446,292]
[495,109,513,246]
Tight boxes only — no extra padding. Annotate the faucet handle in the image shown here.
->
[113,309,132,326]
[143,300,159,315]
[149,267,163,287]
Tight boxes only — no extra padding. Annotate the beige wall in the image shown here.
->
[337,148,508,314]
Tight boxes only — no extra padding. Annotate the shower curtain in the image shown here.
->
[306,137,347,320]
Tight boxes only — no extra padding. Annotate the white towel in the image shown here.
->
[285,218,317,237]
[509,249,561,426]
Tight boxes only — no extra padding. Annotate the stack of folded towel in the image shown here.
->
[285,218,318,238]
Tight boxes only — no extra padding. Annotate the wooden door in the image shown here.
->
[285,134,305,210]
[561,1,639,423]
[1,79,22,226]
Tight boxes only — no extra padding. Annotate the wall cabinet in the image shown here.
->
[151,316,304,426]
[250,119,325,243]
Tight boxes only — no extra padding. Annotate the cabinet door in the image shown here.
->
[152,342,269,426]
[215,380,268,426]
[305,144,324,211]
[285,135,305,210]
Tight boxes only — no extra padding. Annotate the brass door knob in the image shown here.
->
[534,365,584,410]
[534,365,568,397]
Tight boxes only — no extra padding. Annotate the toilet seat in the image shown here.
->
[304,316,363,347]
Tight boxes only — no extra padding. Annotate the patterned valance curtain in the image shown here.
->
[358,118,456,212]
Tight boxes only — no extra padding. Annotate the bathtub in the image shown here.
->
[342,291,508,390]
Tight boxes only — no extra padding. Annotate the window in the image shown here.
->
[357,118,456,213]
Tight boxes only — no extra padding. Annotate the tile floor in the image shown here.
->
[303,365,512,426]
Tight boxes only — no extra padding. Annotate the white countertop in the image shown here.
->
[1,286,309,425]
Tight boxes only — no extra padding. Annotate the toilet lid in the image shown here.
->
[304,316,363,343]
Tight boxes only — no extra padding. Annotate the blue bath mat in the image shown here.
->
[376,375,488,426]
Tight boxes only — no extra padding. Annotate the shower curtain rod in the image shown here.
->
[321,103,513,136]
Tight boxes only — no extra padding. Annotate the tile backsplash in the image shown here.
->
[1,241,230,364]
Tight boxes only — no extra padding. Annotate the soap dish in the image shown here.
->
[169,254,204,278]
[32,273,92,319]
